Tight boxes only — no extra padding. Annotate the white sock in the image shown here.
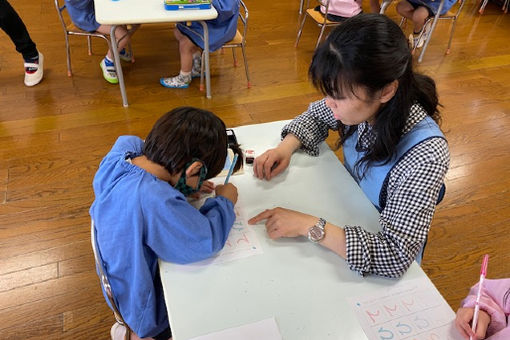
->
[180,70,191,77]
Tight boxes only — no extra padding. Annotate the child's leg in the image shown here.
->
[396,1,415,21]
[96,24,131,60]
[370,0,381,13]
[174,28,199,73]
[411,6,430,34]
[0,0,38,60]
[159,29,200,88]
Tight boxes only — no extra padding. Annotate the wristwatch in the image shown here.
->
[307,218,326,243]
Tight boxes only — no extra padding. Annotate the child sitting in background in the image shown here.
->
[455,278,510,339]
[64,0,138,84]
[90,107,243,340]
[396,0,457,49]
[160,0,240,89]
[314,0,362,23]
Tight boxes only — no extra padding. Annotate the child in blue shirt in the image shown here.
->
[90,107,242,340]
[64,0,138,84]
[396,0,457,49]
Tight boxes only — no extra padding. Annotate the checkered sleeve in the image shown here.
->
[344,138,450,278]
[281,99,340,156]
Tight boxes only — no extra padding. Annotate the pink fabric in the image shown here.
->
[461,278,510,340]
[320,0,362,19]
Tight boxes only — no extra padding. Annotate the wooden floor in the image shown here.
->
[1,0,509,339]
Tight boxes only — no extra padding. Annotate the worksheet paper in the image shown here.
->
[347,277,463,340]
[188,317,282,340]
[188,195,263,265]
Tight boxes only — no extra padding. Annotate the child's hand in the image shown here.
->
[455,307,491,339]
[188,180,215,200]
[199,180,215,194]
[215,183,238,205]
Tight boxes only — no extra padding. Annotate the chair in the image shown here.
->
[91,221,132,340]
[295,0,344,49]
[405,0,466,63]
[200,0,251,90]
[479,0,509,14]
[379,0,394,14]
[54,0,112,77]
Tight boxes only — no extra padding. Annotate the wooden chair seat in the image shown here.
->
[224,30,243,46]
[305,8,338,25]
[296,0,344,48]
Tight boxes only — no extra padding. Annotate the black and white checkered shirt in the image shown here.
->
[282,99,450,278]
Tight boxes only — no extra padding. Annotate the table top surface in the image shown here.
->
[94,0,218,25]
[160,120,437,340]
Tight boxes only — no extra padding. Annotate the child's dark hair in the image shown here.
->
[143,107,242,179]
[309,13,440,177]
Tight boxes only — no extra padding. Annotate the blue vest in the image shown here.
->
[343,116,446,263]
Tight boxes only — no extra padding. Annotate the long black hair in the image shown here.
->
[143,107,242,179]
[309,13,440,177]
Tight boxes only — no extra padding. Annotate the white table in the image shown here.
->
[94,0,218,106]
[160,120,446,340]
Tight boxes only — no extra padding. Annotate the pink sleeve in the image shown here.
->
[486,326,510,340]
[461,279,510,337]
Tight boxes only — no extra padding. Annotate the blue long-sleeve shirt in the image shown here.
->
[90,136,235,337]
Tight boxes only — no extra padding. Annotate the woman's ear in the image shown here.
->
[380,80,399,104]
[185,161,203,178]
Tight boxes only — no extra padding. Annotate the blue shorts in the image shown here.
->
[407,0,435,16]
[65,0,100,32]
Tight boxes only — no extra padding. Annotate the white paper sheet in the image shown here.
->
[188,193,263,265]
[188,317,282,340]
[347,277,463,340]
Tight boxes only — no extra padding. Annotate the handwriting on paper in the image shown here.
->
[348,277,463,340]
[211,205,263,264]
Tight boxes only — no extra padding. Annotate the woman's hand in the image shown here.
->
[253,134,302,180]
[248,207,317,239]
[455,307,491,339]
[215,183,238,205]
[252,148,291,180]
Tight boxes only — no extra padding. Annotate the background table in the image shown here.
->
[160,120,448,340]
[94,0,218,106]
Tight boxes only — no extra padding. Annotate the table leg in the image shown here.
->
[110,25,129,107]
[199,21,212,99]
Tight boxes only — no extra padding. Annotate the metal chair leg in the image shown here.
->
[232,47,238,67]
[299,0,305,14]
[445,18,458,54]
[87,36,92,56]
[295,13,308,47]
[241,44,250,88]
[64,33,72,77]
[316,24,327,49]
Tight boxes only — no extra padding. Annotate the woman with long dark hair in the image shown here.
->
[249,14,450,278]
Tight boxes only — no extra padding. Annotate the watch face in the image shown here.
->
[308,226,324,242]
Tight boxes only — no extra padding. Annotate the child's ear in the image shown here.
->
[185,161,203,178]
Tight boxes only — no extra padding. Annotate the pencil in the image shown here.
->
[224,153,238,184]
